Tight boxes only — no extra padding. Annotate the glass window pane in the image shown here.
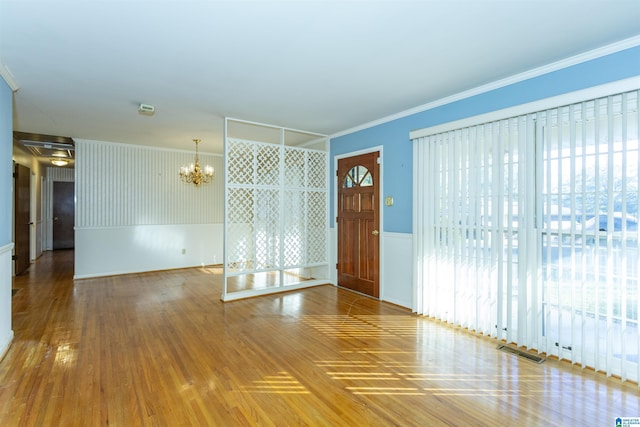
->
[343,165,373,188]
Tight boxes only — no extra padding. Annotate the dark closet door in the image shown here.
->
[14,163,31,274]
[53,181,75,250]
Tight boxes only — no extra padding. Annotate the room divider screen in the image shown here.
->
[222,118,329,301]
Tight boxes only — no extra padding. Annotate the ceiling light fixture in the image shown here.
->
[50,159,69,167]
[179,139,214,186]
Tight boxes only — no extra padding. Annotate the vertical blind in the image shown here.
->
[413,114,537,346]
[413,89,640,383]
[540,91,640,381]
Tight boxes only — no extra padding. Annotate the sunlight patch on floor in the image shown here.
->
[242,371,310,395]
[345,387,424,396]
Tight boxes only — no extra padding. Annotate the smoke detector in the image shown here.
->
[138,103,155,115]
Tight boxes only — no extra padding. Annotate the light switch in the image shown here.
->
[385,196,394,206]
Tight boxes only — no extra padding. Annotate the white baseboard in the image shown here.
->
[0,330,14,361]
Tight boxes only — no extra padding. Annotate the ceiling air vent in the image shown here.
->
[14,132,75,164]
[21,141,74,159]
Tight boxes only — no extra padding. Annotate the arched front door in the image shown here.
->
[337,151,380,298]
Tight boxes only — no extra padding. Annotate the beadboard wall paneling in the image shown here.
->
[46,167,74,182]
[76,140,223,228]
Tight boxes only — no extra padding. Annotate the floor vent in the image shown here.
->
[497,344,545,364]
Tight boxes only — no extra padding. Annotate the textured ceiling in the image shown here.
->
[1,0,639,154]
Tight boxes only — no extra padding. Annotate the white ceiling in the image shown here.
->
[1,0,639,154]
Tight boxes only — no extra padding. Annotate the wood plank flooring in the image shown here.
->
[1,250,639,426]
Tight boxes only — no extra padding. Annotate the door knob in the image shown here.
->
[372,230,379,236]
[54,217,58,221]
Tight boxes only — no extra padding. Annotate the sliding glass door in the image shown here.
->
[413,88,640,382]
[539,92,639,380]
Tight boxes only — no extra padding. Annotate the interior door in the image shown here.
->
[337,152,380,297]
[53,181,75,250]
[13,162,31,275]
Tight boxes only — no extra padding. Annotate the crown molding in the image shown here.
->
[331,34,640,140]
[0,63,19,92]
[76,138,224,157]
[409,76,640,140]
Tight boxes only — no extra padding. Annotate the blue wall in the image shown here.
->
[0,78,11,245]
[330,45,640,234]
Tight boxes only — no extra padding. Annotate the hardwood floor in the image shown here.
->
[2,250,639,426]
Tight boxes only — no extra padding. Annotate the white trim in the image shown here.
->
[384,231,412,241]
[0,243,14,255]
[220,281,328,302]
[0,63,19,92]
[76,138,224,157]
[383,296,410,309]
[333,146,385,161]
[222,118,229,300]
[0,330,14,360]
[74,223,223,231]
[225,116,328,138]
[410,76,640,139]
[226,136,327,153]
[333,145,385,228]
[333,146,385,300]
[223,117,330,301]
[0,242,15,359]
[332,35,640,140]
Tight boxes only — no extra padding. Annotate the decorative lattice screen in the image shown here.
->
[223,119,328,300]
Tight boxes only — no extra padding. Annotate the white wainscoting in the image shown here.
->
[0,243,14,359]
[329,228,413,309]
[75,223,223,279]
[381,232,413,308]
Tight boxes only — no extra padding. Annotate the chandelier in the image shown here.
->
[179,139,214,186]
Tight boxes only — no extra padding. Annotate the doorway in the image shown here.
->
[337,151,380,297]
[52,182,74,250]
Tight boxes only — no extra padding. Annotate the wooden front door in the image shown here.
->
[14,162,31,275]
[337,151,380,298]
[53,181,75,250]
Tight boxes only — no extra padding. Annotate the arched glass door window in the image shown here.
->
[344,165,373,188]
